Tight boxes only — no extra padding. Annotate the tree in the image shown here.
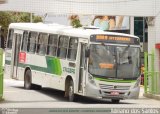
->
[68,15,82,28]
[0,12,12,38]
[0,11,42,39]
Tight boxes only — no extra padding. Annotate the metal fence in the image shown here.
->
[144,51,160,94]
[0,48,3,100]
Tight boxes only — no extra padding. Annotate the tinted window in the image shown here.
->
[21,31,28,51]
[7,29,14,49]
[67,37,78,61]
[57,36,69,59]
[47,34,58,56]
[27,32,38,53]
[37,33,48,55]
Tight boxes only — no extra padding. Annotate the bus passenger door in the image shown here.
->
[11,30,23,79]
[78,43,87,92]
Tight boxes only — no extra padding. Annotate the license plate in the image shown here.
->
[110,91,119,96]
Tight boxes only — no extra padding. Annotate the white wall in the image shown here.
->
[148,0,160,93]
[0,0,156,16]
[148,0,160,71]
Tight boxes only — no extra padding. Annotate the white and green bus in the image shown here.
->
[5,23,141,103]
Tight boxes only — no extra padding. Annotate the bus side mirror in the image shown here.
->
[85,49,90,58]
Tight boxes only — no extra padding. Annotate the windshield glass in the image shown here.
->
[89,44,116,78]
[88,44,140,79]
[116,46,140,79]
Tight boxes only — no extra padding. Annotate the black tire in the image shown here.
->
[111,99,120,104]
[68,80,76,102]
[24,70,32,89]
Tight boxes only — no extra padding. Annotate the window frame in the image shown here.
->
[36,32,49,56]
[57,35,69,59]
[7,29,14,49]
[21,31,29,52]
[67,37,78,61]
[47,34,59,57]
[27,31,38,54]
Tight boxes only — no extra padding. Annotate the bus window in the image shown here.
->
[37,33,48,55]
[21,31,28,52]
[7,29,14,49]
[47,34,58,56]
[57,36,69,59]
[27,32,38,53]
[67,37,78,61]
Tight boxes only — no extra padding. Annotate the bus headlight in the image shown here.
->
[88,74,96,86]
[134,78,141,88]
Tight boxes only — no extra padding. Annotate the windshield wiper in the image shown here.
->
[101,43,115,57]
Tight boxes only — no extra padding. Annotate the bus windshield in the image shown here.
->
[88,44,140,80]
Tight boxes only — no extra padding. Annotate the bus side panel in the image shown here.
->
[17,67,25,81]
[57,59,76,91]
[21,54,63,90]
[13,51,77,92]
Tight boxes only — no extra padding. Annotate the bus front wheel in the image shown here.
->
[24,69,32,89]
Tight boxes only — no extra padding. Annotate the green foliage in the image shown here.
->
[71,19,82,28]
[0,11,42,38]
[33,15,43,23]
[0,12,12,37]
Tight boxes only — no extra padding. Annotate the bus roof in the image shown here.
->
[9,23,139,39]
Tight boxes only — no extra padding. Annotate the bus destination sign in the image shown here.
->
[90,35,139,45]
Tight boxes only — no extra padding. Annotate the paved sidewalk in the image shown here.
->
[0,79,160,108]
[144,93,160,100]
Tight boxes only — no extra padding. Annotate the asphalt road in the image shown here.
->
[0,79,160,108]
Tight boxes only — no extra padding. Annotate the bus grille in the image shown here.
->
[99,84,130,91]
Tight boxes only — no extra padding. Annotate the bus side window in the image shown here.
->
[37,33,48,55]
[67,37,78,61]
[7,29,14,49]
[27,32,38,53]
[47,34,58,56]
[57,36,69,59]
[21,31,28,52]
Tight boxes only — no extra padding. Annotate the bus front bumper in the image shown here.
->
[85,83,140,100]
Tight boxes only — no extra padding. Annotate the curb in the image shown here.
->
[143,93,160,100]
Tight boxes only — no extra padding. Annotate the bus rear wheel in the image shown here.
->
[24,69,32,89]
[68,80,76,102]
[111,99,120,104]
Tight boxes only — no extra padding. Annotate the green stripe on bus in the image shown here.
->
[54,58,59,75]
[56,58,62,75]
[46,57,54,74]
[95,77,136,83]
[46,56,62,76]
[5,57,62,76]
[18,62,48,73]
